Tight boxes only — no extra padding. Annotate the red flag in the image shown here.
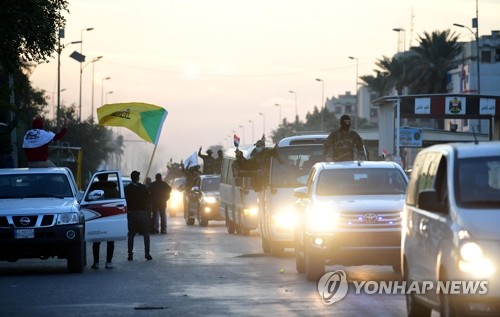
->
[233,134,240,147]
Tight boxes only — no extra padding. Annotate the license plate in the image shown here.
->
[15,229,35,239]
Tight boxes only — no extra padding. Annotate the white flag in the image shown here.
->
[184,151,199,169]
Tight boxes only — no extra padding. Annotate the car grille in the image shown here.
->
[0,215,56,228]
[336,210,401,229]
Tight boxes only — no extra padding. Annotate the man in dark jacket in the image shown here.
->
[323,115,365,162]
[125,170,152,261]
[148,173,172,234]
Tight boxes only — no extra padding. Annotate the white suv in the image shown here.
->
[294,161,408,281]
[402,141,500,317]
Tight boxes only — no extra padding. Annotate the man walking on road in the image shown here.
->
[149,173,172,234]
[125,170,153,261]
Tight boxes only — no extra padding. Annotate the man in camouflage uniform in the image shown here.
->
[198,147,215,174]
[323,115,365,162]
[214,149,223,174]
[234,138,281,191]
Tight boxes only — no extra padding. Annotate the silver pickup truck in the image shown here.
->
[0,168,127,273]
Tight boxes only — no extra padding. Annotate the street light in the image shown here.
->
[392,28,406,52]
[56,28,81,130]
[248,120,254,143]
[78,27,94,122]
[348,56,359,93]
[275,103,282,126]
[238,125,246,144]
[453,23,480,93]
[348,56,359,128]
[393,28,408,96]
[315,78,325,131]
[105,91,114,104]
[90,56,103,123]
[259,112,266,137]
[101,76,111,106]
[289,90,298,123]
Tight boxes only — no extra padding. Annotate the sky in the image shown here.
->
[30,0,500,174]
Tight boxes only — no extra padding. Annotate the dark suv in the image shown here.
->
[185,175,223,226]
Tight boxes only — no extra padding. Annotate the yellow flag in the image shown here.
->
[97,102,168,144]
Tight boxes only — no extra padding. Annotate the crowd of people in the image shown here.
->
[1,111,367,270]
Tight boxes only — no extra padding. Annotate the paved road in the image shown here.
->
[0,216,431,317]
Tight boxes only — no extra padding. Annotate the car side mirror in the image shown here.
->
[294,186,309,199]
[418,190,445,213]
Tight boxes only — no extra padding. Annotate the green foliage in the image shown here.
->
[0,0,69,72]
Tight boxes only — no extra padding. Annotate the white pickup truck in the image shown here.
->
[0,168,128,273]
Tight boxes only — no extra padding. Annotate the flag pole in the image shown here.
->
[145,142,158,181]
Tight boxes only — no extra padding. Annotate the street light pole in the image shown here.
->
[392,28,406,52]
[259,112,266,137]
[248,120,254,142]
[56,29,81,131]
[274,103,282,126]
[238,125,245,144]
[453,23,480,93]
[78,27,94,122]
[315,78,324,131]
[289,90,298,123]
[101,76,111,106]
[348,56,359,128]
[90,56,103,123]
[105,91,114,104]
[348,56,359,94]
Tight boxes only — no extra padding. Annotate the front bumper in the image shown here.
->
[200,202,223,221]
[0,224,84,261]
[305,230,401,265]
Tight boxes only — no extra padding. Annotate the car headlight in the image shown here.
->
[243,207,258,216]
[305,206,339,232]
[272,207,296,229]
[203,196,217,204]
[459,242,495,277]
[56,212,79,225]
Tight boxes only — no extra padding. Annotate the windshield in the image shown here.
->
[0,173,74,199]
[270,146,324,187]
[201,177,220,191]
[456,157,500,207]
[315,168,407,196]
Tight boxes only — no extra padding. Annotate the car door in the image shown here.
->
[80,170,128,242]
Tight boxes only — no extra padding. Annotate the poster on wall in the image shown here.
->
[480,98,496,115]
[445,96,467,115]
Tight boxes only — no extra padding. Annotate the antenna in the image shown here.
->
[410,7,415,48]
[472,126,478,144]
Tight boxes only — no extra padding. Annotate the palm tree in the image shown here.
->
[407,30,462,94]
[359,71,392,98]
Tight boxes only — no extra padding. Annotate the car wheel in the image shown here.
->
[238,213,250,236]
[198,209,209,227]
[304,243,324,282]
[67,241,85,273]
[197,204,208,227]
[295,231,305,273]
[261,236,271,253]
[271,241,285,257]
[405,263,431,317]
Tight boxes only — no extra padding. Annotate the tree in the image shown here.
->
[407,30,462,94]
[0,0,69,72]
